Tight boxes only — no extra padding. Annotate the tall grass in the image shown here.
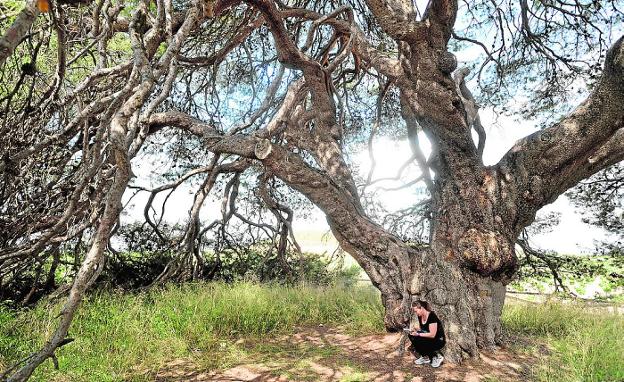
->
[2,285,623,382]
[0,282,383,381]
[503,301,624,382]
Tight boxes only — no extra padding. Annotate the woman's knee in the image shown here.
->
[432,340,446,352]
[408,335,426,349]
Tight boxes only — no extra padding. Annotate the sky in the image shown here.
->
[124,104,611,256]
[121,3,619,256]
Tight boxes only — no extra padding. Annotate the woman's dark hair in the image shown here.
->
[411,300,431,311]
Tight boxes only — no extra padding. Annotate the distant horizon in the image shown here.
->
[290,200,608,256]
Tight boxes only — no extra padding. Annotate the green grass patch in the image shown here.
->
[2,284,623,382]
[0,282,383,381]
[503,301,624,382]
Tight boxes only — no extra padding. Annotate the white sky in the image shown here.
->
[124,106,611,256]
[293,106,607,254]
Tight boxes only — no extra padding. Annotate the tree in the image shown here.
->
[1,0,623,379]
[566,162,623,288]
[568,163,623,256]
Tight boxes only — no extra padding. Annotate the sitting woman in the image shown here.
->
[406,300,446,368]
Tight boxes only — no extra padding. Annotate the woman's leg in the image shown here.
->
[407,335,425,356]
[430,339,445,356]
[408,336,436,359]
[430,339,446,367]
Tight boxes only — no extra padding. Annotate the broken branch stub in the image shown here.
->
[254,139,272,159]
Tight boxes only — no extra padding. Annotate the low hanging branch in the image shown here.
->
[516,232,575,296]
[0,0,39,66]
[5,0,204,379]
[1,0,623,377]
[258,173,302,256]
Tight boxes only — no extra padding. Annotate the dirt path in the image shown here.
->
[149,326,539,382]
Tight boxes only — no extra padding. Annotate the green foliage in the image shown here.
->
[99,247,357,289]
[1,224,359,305]
[514,253,624,297]
[106,34,133,57]
[0,282,383,381]
[567,163,624,270]
[0,254,62,307]
[196,243,360,286]
[104,223,356,289]
[0,0,24,27]
[503,301,624,382]
[0,304,21,370]
[99,251,173,289]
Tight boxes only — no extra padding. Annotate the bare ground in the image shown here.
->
[143,326,541,382]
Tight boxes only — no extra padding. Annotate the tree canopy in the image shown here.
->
[1,0,623,379]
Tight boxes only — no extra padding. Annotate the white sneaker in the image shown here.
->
[414,356,430,365]
[431,354,444,368]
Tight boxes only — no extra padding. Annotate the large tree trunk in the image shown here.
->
[411,248,508,360]
[339,169,519,362]
[329,210,511,362]
[363,231,511,362]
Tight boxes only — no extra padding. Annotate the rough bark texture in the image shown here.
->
[2,0,623,378]
[0,1,39,67]
[6,146,131,382]
[4,2,202,379]
[146,31,624,362]
[361,3,624,361]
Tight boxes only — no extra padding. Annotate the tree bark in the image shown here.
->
[6,143,131,382]
[146,30,623,366]
[4,1,621,378]
[353,177,516,362]
[0,0,39,67]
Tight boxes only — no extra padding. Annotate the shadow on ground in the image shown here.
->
[142,326,538,381]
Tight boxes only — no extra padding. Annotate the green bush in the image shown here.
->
[1,243,361,306]
[205,245,352,285]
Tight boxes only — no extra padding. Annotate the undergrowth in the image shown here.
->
[1,283,622,381]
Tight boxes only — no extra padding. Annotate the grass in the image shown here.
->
[0,282,383,381]
[1,283,623,381]
[502,300,624,382]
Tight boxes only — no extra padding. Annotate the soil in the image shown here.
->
[149,326,540,382]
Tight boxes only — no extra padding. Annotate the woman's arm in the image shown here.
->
[416,323,437,339]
